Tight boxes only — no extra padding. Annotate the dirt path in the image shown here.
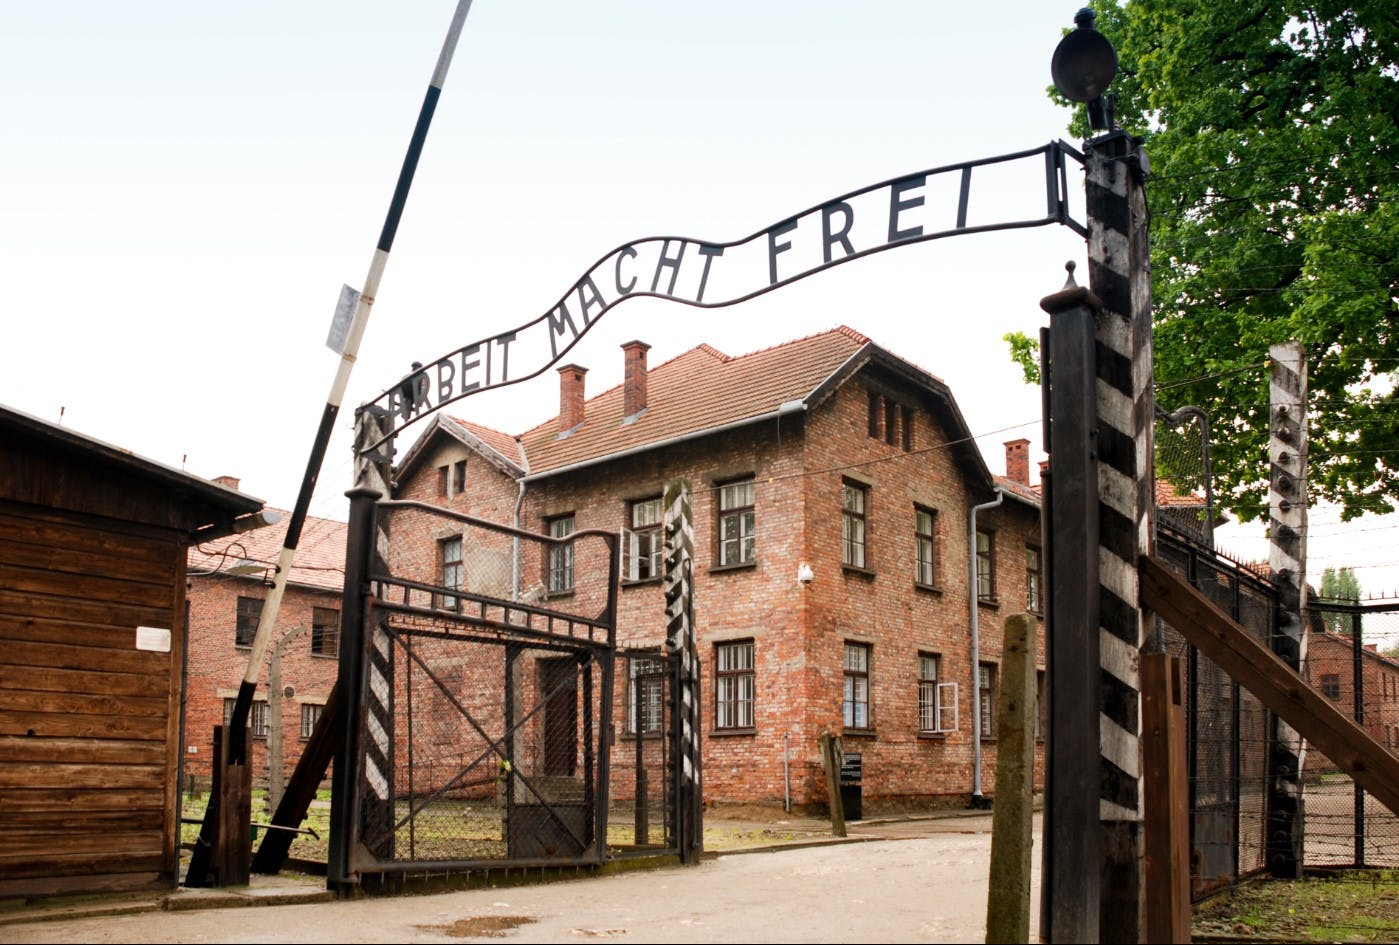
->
[5,813,1040,944]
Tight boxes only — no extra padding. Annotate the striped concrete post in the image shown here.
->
[1085,130,1154,941]
[663,478,703,864]
[353,405,396,860]
[1268,340,1308,877]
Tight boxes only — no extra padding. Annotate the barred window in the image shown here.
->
[715,641,755,729]
[311,606,339,657]
[300,703,323,739]
[979,663,997,738]
[627,656,664,735]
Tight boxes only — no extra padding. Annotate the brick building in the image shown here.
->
[183,481,345,793]
[386,327,1045,812]
[1305,629,1399,770]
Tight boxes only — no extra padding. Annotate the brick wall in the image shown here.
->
[183,573,340,790]
[387,364,1045,812]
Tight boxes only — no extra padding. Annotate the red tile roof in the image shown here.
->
[187,508,346,592]
[517,327,873,478]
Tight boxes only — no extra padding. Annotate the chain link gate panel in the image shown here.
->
[335,496,622,882]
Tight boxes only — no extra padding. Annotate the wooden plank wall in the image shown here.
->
[0,498,185,898]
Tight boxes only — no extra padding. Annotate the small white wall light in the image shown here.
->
[797,562,815,586]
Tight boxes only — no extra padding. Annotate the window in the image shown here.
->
[311,606,339,657]
[300,703,322,739]
[1026,546,1042,614]
[867,390,881,439]
[901,405,913,452]
[979,663,997,739]
[717,479,755,567]
[884,398,897,446]
[627,656,664,735]
[235,596,262,648]
[440,536,463,609]
[842,481,868,569]
[915,507,937,587]
[918,653,958,733]
[1036,670,1047,741]
[224,698,269,737]
[715,641,755,730]
[1320,673,1341,701]
[843,642,871,729]
[547,515,575,592]
[438,461,467,498]
[251,701,269,739]
[976,529,996,602]
[625,497,664,582]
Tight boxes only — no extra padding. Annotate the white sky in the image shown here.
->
[4,2,1396,623]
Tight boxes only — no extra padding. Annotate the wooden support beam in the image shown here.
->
[1142,653,1190,944]
[1138,555,1399,816]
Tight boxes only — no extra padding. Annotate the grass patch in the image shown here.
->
[1193,870,1399,943]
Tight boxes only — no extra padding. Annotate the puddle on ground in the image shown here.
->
[420,915,538,938]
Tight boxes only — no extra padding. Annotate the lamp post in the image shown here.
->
[1044,9,1155,942]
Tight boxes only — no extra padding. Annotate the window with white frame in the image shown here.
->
[915,506,937,587]
[624,497,663,582]
[715,641,755,729]
[627,655,664,735]
[842,481,868,569]
[843,642,871,729]
[547,515,575,592]
[976,529,996,602]
[440,536,463,609]
[918,652,958,733]
[717,479,755,566]
[225,698,268,738]
[300,703,323,739]
[1026,545,1042,614]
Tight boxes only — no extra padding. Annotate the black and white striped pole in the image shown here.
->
[1267,340,1309,877]
[188,0,477,887]
[1045,10,1155,940]
[663,478,703,864]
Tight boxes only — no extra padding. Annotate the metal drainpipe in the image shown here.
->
[969,487,1004,800]
[511,478,527,599]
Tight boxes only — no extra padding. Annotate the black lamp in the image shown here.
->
[1051,8,1118,131]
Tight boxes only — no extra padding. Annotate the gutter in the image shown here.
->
[520,400,808,484]
[969,486,1005,802]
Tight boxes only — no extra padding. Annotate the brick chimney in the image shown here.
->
[558,364,587,434]
[1004,439,1030,485]
[213,475,240,492]
[622,340,651,419]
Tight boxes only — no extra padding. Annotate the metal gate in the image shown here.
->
[331,493,621,883]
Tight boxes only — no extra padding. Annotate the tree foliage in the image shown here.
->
[1021,1,1399,523]
[1318,565,1362,634]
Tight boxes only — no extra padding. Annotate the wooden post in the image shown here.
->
[1142,652,1190,944]
[819,731,846,838]
[214,724,251,886]
[986,613,1037,944]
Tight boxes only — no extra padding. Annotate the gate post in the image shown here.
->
[1086,129,1155,942]
[1039,267,1103,944]
[1268,340,1309,876]
[663,478,703,865]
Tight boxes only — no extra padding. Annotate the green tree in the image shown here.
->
[1013,2,1399,523]
[1318,566,1362,635]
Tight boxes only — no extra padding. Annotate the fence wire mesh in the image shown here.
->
[607,650,676,856]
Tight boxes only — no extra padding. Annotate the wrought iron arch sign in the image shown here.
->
[361,139,1086,451]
